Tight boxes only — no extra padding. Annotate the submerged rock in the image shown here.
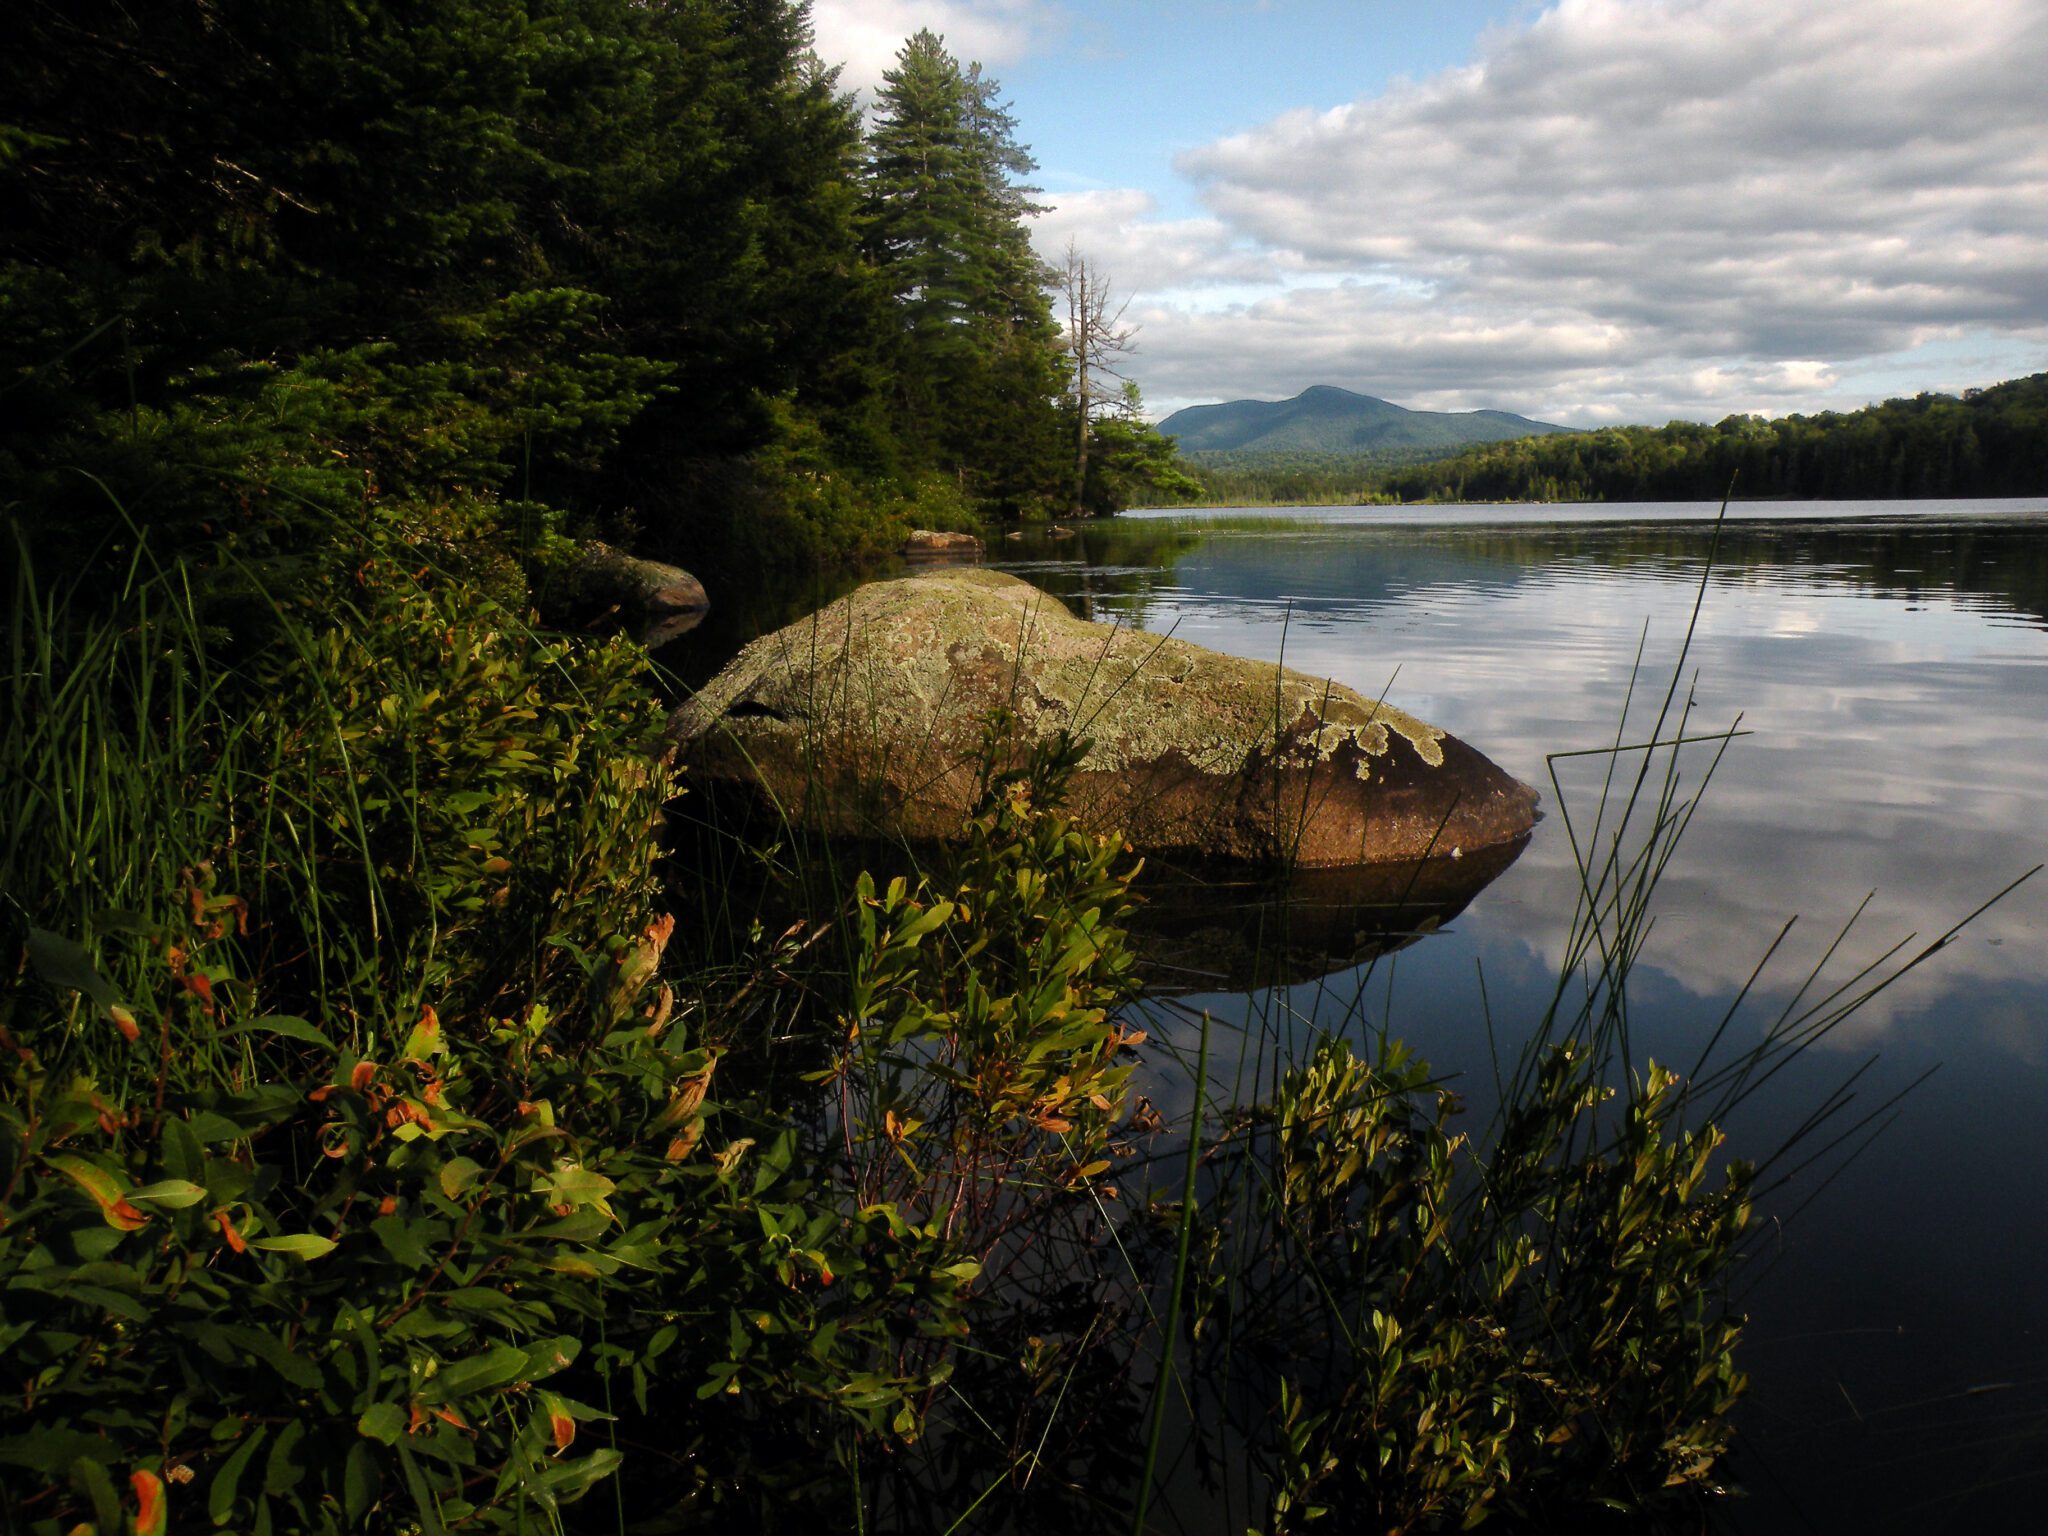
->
[669,569,1538,868]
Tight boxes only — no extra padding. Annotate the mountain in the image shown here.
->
[1157,385,1573,455]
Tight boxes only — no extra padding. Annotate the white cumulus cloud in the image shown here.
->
[1091,0,2048,419]
[809,0,1061,94]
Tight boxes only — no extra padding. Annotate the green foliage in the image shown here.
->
[859,30,1076,521]
[0,550,1168,1531]
[1160,376,2048,508]
[826,732,1144,1232]
[1081,412,1207,513]
[0,6,1800,1528]
[1376,373,2048,503]
[1,2,1200,583]
[0,0,901,578]
[1157,446,1445,508]
[1235,1042,1751,1532]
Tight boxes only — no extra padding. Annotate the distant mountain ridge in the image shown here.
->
[1158,385,1572,455]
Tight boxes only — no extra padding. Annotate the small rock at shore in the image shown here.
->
[903,529,983,559]
[670,569,1538,868]
[552,541,708,644]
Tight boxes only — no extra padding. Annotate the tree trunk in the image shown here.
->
[1070,263,1090,518]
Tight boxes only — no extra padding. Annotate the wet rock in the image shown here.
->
[903,529,983,559]
[670,569,1538,868]
[553,541,708,644]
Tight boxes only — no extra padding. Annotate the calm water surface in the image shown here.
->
[666,497,2048,1527]
[995,499,2048,1530]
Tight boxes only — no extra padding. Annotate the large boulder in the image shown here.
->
[669,569,1538,868]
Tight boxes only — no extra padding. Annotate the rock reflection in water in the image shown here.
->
[1128,835,1529,992]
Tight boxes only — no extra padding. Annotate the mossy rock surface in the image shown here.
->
[670,569,1538,867]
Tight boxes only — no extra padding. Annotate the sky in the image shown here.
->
[809,0,2048,425]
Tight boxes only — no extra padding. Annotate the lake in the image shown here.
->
[666,497,2048,1528]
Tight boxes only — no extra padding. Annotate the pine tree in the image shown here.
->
[862,30,1065,515]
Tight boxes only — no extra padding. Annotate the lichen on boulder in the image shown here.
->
[669,569,1538,868]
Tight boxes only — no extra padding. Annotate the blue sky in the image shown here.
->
[1006,1,1538,217]
[812,0,2048,424]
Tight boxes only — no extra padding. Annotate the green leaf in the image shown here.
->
[357,1404,406,1446]
[437,1157,486,1199]
[343,1440,380,1523]
[249,1233,338,1260]
[440,1287,513,1314]
[208,1426,268,1524]
[196,1324,323,1390]
[394,1442,448,1536]
[543,1164,616,1213]
[127,1179,209,1209]
[0,1430,113,1472]
[527,1448,623,1498]
[51,1283,150,1323]
[518,1209,610,1243]
[211,1015,338,1052]
[27,926,121,1010]
[401,1006,447,1062]
[162,1117,205,1184]
[44,1154,148,1230]
[372,1215,433,1268]
[262,1419,306,1497]
[70,1452,122,1533]
[422,1346,529,1403]
[521,1337,581,1382]
[184,1111,244,1144]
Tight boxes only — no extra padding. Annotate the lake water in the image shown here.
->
[989,498,2048,1530]
[666,497,2048,1527]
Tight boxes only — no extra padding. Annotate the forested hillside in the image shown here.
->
[0,2,1185,592]
[1159,385,1568,454]
[1374,375,2048,503]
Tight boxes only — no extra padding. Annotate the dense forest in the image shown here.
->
[1378,374,2048,505]
[1153,445,1435,506]
[0,0,1187,595]
[1152,373,2048,507]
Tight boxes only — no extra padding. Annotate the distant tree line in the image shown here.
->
[1373,375,2048,504]
[1149,375,2048,508]
[0,3,1188,587]
[1138,446,1445,507]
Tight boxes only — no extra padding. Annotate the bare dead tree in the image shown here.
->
[1058,241,1138,517]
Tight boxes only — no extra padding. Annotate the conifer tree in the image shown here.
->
[862,30,1066,515]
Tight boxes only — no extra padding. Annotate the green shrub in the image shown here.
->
[1237,1041,1750,1532]
[0,553,1154,1532]
[0,538,977,1533]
